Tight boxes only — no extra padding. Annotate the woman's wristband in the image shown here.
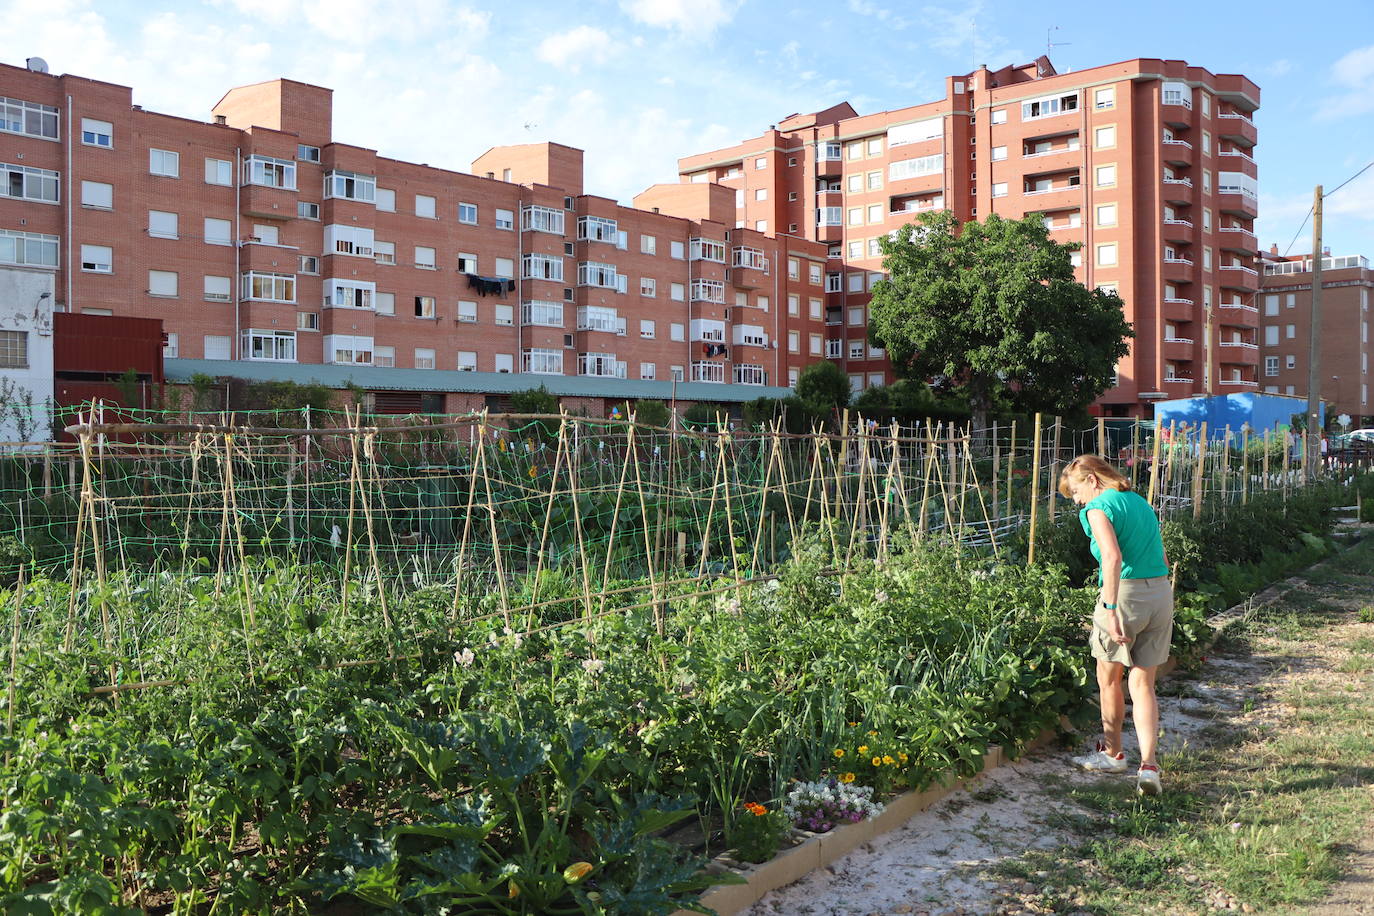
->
[1101,601,1117,610]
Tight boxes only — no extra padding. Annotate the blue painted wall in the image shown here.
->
[1152,393,1323,439]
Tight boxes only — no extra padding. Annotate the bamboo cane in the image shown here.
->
[1027,413,1043,565]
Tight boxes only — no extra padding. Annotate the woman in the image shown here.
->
[1059,455,1172,796]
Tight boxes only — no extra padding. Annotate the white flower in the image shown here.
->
[724,598,741,616]
[874,590,889,604]
[454,647,475,668]
[582,658,606,676]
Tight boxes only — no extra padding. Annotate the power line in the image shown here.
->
[1282,158,1374,257]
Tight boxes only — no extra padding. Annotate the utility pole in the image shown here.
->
[1305,185,1324,479]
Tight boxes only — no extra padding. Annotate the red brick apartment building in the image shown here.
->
[1259,250,1372,423]
[677,56,1262,416]
[0,58,829,416]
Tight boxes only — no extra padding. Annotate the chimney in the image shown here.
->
[213,114,227,126]
[1269,243,1279,255]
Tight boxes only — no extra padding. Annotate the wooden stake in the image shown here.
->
[1027,413,1043,565]
[1147,420,1163,509]
[1192,422,1207,520]
[1047,416,1061,521]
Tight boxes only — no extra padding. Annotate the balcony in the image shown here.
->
[1162,296,1196,320]
[1218,225,1257,254]
[1162,218,1194,244]
[1219,264,1259,291]
[1218,378,1259,387]
[241,183,298,220]
[1218,302,1260,327]
[1162,176,1194,204]
[1162,337,1196,359]
[1218,112,1257,147]
[1022,178,1082,201]
[1162,138,1194,166]
[815,150,843,178]
[1218,341,1260,367]
[731,247,769,289]
[1217,188,1258,218]
[1217,148,1258,178]
[1162,256,1194,283]
[1162,93,1193,127]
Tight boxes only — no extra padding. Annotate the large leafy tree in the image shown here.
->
[869,210,1133,433]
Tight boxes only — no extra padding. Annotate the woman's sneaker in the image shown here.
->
[1137,764,1163,796]
[1072,741,1129,773]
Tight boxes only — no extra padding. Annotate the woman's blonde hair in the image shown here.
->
[1058,454,1131,498]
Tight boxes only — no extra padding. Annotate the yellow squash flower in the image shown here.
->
[833,748,845,758]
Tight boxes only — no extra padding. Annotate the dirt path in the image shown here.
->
[744,538,1374,916]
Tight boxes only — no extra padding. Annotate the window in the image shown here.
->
[866,203,883,223]
[244,155,296,190]
[1201,131,1211,155]
[578,305,623,333]
[80,244,112,273]
[1286,355,1296,370]
[80,180,112,209]
[1022,92,1079,120]
[457,350,478,371]
[1162,81,1190,107]
[162,332,179,358]
[325,224,374,257]
[1094,87,1115,109]
[80,117,112,147]
[846,174,862,193]
[251,224,278,245]
[204,275,231,301]
[1096,203,1116,227]
[0,162,58,203]
[1263,356,1279,376]
[670,365,685,382]
[847,272,865,292]
[322,334,373,365]
[1094,125,1116,149]
[847,142,863,161]
[755,156,768,169]
[754,219,767,232]
[867,137,883,156]
[991,182,1008,198]
[691,361,726,383]
[373,240,395,265]
[888,153,943,182]
[847,240,862,259]
[415,194,436,219]
[689,238,726,262]
[1203,169,1212,194]
[522,348,563,375]
[665,240,684,260]
[1264,294,1279,316]
[634,361,654,381]
[456,252,477,273]
[203,335,230,360]
[1095,164,1116,187]
[1286,323,1296,339]
[324,170,376,202]
[522,205,565,234]
[690,279,725,302]
[990,108,1007,125]
[867,238,882,257]
[670,322,685,342]
[1203,248,1212,271]
[375,188,396,212]
[325,279,376,310]
[148,210,178,240]
[849,340,865,359]
[670,282,685,302]
[298,201,320,220]
[640,319,656,338]
[0,330,28,368]
[1096,243,1117,267]
[494,208,513,230]
[149,148,179,177]
[298,255,319,274]
[1265,326,1279,346]
[639,234,657,255]
[297,144,321,162]
[522,254,564,281]
[414,296,436,319]
[415,348,436,370]
[866,170,882,190]
[578,261,622,289]
[825,272,842,293]
[376,292,395,315]
[458,202,478,224]
[990,145,1007,161]
[1287,293,1296,309]
[414,246,436,270]
[1200,93,1211,117]
[521,300,564,327]
[492,303,513,327]
[199,217,230,246]
[242,329,296,362]
[639,277,656,297]
[241,271,295,303]
[0,96,58,140]
[578,215,619,243]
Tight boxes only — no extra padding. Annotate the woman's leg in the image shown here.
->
[1128,664,1160,766]
[1096,658,1126,754]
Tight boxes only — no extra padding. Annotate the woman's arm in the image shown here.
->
[1086,508,1129,645]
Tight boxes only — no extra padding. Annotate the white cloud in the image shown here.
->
[1267,58,1292,77]
[619,0,737,34]
[536,25,615,73]
[1325,167,1374,220]
[1316,43,1374,120]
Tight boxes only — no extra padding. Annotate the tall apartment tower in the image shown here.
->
[0,60,829,415]
[1259,250,1372,423]
[677,57,1262,416]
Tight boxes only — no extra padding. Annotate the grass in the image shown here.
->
[986,535,1374,915]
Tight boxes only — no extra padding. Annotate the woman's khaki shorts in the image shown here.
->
[1091,576,1174,668]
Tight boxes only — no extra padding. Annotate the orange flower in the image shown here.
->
[743,801,768,817]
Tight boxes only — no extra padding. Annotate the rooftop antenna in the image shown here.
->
[1046,26,1070,61]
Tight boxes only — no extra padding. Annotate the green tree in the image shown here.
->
[628,399,670,428]
[795,359,851,414]
[511,386,560,442]
[869,210,1132,433]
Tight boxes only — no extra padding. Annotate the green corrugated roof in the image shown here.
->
[165,359,796,403]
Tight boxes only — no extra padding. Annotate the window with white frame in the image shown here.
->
[639,319,656,339]
[414,246,436,270]
[456,350,477,371]
[297,144,321,162]
[808,297,822,320]
[990,145,1007,161]
[691,318,725,342]
[1162,81,1190,107]
[1022,92,1079,120]
[670,322,685,342]
[453,252,476,273]
[578,261,622,289]
[373,240,395,265]
[375,188,396,212]
[639,277,656,297]
[371,292,393,316]
[242,328,296,361]
[848,272,864,292]
[1096,203,1117,227]
[161,332,178,358]
[755,156,768,169]
[733,324,767,347]
[849,340,864,359]
[689,237,726,262]
[787,330,800,352]
[640,362,656,380]
[325,278,375,310]
[80,244,112,273]
[149,148,179,178]
[847,207,862,227]
[80,180,112,209]
[414,194,436,219]
[579,352,626,378]
[732,246,768,271]
[1094,125,1116,149]
[80,117,112,147]
[690,279,724,303]
[670,365,685,381]
[577,305,622,333]
[0,229,58,267]
[458,202,478,224]
[826,339,842,359]
[817,206,843,226]
[1286,355,1296,369]
[1264,326,1279,346]
[0,97,58,140]
[1095,164,1116,187]
[148,270,177,297]
[523,348,563,375]
[670,282,685,302]
[991,182,1008,198]
[243,155,295,189]
[1096,243,1118,267]
[203,217,231,246]
[203,336,230,360]
[324,224,374,257]
[413,295,436,319]
[297,201,319,220]
[324,170,375,202]
[1094,87,1115,109]
[522,300,564,327]
[324,334,374,365]
[889,154,943,182]
[1286,323,1296,339]
[691,361,725,383]
[298,255,319,275]
[521,205,565,234]
[734,364,766,385]
[494,353,514,373]
[495,208,514,230]
[826,272,842,293]
[494,258,514,278]
[456,300,477,322]
[809,333,822,355]
[1,162,58,202]
[888,117,942,147]
[204,275,231,301]
[297,312,318,331]
[251,224,279,245]
[523,254,564,281]
[578,215,619,242]
[241,271,295,303]
[640,234,657,255]
[414,348,436,370]
[148,210,178,240]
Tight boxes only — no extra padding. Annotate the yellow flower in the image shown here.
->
[563,862,594,883]
[833,748,845,758]
[868,730,878,737]
[882,755,895,765]
[848,721,857,727]
[871,756,882,767]
[508,880,520,899]
[898,752,909,764]
[841,772,856,783]
[858,745,869,755]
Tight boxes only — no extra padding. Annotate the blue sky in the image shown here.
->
[3,0,1372,260]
